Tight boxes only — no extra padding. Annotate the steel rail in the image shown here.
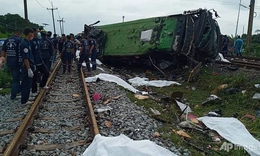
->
[215,60,260,70]
[3,60,100,155]
[3,60,61,156]
[80,68,99,135]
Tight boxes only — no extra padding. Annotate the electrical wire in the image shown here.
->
[184,0,238,6]
[35,0,46,9]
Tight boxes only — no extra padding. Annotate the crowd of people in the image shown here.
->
[0,27,97,105]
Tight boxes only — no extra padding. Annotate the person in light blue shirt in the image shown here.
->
[234,36,243,57]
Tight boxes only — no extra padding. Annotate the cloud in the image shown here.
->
[0,0,259,36]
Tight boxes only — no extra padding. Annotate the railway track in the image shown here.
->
[216,55,260,70]
[1,60,98,156]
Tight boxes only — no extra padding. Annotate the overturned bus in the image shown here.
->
[84,8,221,70]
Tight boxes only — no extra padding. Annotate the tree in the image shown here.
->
[0,13,43,37]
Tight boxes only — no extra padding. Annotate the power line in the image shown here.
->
[57,9,61,19]
[35,0,46,9]
[184,0,238,6]
[47,1,58,35]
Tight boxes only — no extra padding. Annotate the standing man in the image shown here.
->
[70,33,77,62]
[77,36,89,72]
[41,32,53,70]
[234,36,243,57]
[31,29,50,94]
[58,34,66,55]
[0,29,22,100]
[88,35,97,71]
[61,35,74,74]
[20,28,35,104]
[52,34,59,63]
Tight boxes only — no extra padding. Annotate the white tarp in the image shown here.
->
[198,117,260,156]
[128,77,181,87]
[82,134,177,156]
[85,73,139,93]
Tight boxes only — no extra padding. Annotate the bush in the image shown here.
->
[0,67,12,88]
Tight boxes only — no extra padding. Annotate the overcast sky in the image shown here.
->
[1,0,260,36]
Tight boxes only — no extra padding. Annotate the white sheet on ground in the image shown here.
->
[85,73,139,93]
[198,117,260,156]
[217,53,230,63]
[82,134,177,156]
[128,77,181,87]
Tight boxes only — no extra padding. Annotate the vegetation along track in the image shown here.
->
[1,60,99,156]
[217,55,260,70]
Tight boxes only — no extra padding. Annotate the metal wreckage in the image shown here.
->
[83,8,221,74]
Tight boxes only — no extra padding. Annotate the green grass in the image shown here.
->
[0,66,12,95]
[126,66,258,155]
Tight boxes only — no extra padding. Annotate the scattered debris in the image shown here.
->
[208,131,221,143]
[170,92,183,100]
[202,94,221,105]
[103,99,111,105]
[227,66,239,71]
[93,93,102,101]
[254,84,260,88]
[242,90,247,95]
[104,120,112,128]
[175,100,192,113]
[204,109,222,117]
[224,87,241,95]
[172,129,191,138]
[252,93,260,100]
[181,114,199,124]
[256,110,260,118]
[134,94,149,100]
[211,84,228,94]
[187,62,202,83]
[72,93,80,97]
[94,106,113,114]
[241,114,255,122]
[191,87,196,91]
[178,121,193,129]
[153,132,161,138]
[150,108,161,115]
[112,95,121,100]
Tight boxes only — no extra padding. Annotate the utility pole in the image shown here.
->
[235,0,242,37]
[57,18,65,34]
[47,1,58,35]
[243,25,245,35]
[23,0,29,26]
[247,0,255,49]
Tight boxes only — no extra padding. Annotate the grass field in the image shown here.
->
[126,65,260,156]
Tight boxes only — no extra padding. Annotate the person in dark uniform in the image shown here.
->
[0,29,22,100]
[58,34,66,54]
[31,28,50,94]
[20,28,35,104]
[88,35,97,71]
[41,32,53,70]
[61,35,74,74]
[51,34,58,63]
[47,31,54,68]
[77,36,89,72]
[70,33,77,62]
